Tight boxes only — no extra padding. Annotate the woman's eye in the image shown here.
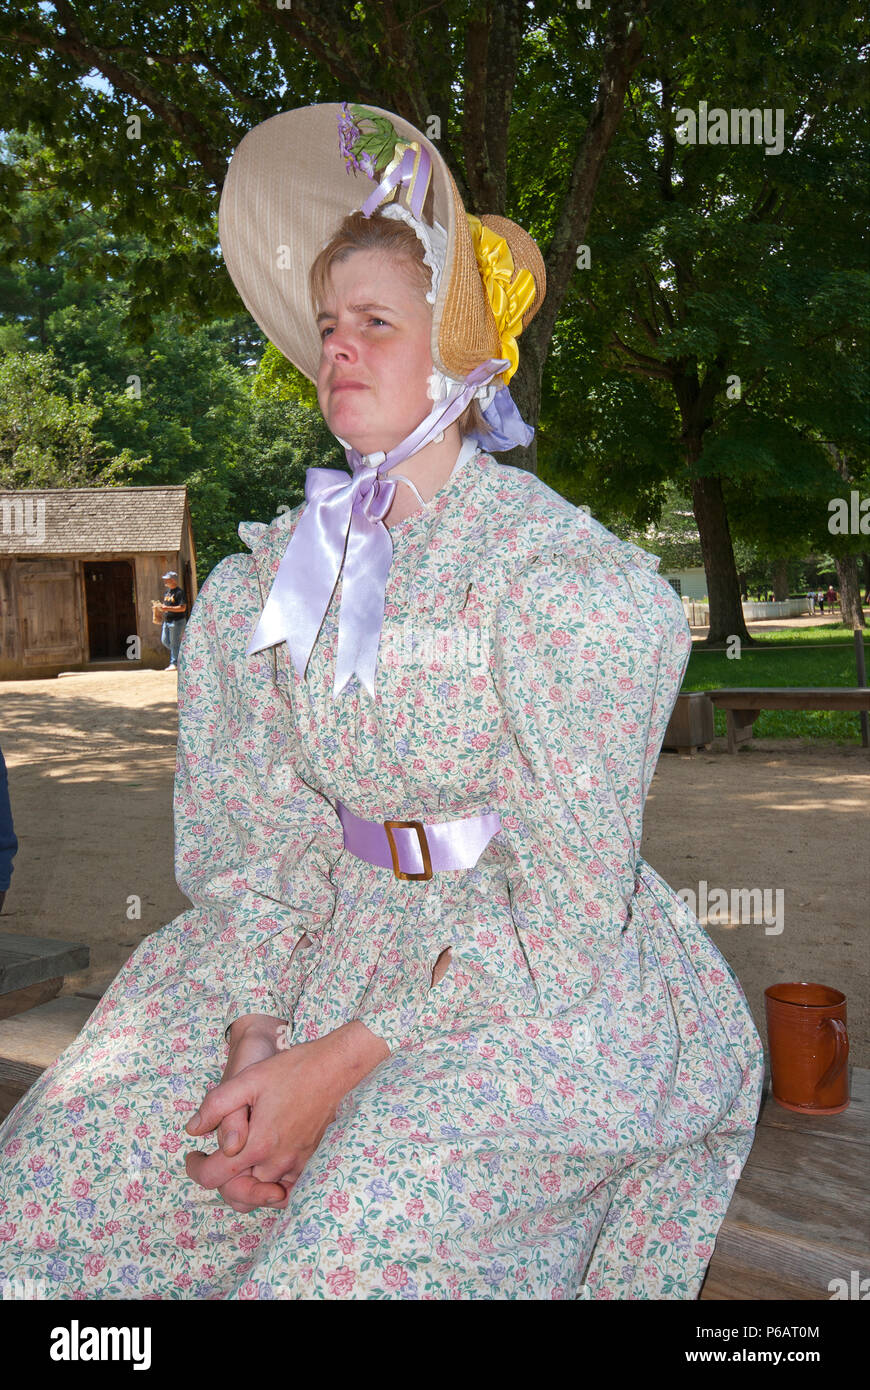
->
[320,325,334,340]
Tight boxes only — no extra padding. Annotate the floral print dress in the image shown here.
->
[0,444,764,1300]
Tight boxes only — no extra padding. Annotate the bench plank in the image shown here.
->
[707,687,870,710]
[704,688,870,751]
[0,933,90,994]
[0,977,63,1020]
[700,1067,868,1300]
[0,995,97,1089]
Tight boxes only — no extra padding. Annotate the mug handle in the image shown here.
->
[816,1018,849,1092]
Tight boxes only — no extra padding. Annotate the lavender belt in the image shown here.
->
[335,800,502,881]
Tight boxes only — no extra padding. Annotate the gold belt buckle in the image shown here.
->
[383,819,433,881]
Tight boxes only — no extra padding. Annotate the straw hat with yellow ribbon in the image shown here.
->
[218,101,545,395]
[217,102,548,700]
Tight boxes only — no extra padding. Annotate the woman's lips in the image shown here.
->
[331,382,367,392]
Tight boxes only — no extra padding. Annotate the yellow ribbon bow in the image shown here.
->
[466,214,536,383]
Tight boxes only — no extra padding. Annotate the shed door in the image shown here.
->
[17,560,82,665]
[83,560,137,660]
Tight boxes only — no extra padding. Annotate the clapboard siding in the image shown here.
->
[0,488,197,678]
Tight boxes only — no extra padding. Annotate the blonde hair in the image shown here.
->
[309,209,488,441]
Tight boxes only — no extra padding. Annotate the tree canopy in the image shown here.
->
[0,0,865,619]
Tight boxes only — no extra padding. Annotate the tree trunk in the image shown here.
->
[499,0,650,478]
[690,471,754,645]
[772,556,789,602]
[834,553,866,628]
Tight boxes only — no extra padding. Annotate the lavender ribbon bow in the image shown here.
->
[246,360,533,700]
[360,142,431,221]
[247,461,397,699]
[468,384,535,452]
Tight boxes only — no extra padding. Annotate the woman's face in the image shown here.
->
[315,248,435,456]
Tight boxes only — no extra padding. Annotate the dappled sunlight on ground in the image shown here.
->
[644,739,868,1067]
[0,671,188,995]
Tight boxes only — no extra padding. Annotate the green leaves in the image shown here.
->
[0,347,144,489]
[348,106,402,173]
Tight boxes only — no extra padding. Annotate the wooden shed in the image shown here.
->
[0,486,198,679]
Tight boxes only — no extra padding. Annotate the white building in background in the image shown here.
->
[656,565,708,600]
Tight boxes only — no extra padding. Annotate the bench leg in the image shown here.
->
[726,709,760,754]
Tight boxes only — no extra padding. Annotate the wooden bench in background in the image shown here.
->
[707,687,870,754]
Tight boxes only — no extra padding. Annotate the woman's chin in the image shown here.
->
[332,423,408,458]
[326,402,427,458]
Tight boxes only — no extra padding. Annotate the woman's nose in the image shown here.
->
[323,324,358,362]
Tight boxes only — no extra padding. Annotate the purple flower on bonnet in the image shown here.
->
[337,102,384,181]
[338,101,362,170]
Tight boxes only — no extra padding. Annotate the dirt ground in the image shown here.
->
[1,655,868,1068]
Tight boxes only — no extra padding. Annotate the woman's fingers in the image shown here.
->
[215,1167,289,1213]
[249,1149,303,1184]
[185,1074,251,1137]
[217,1104,250,1157]
[185,1144,261,1191]
[219,1172,288,1209]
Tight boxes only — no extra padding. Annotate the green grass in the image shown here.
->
[682,624,870,743]
[722,624,866,645]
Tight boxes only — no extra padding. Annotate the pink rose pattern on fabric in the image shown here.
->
[0,451,763,1299]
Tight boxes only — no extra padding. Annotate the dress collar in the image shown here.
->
[244,437,481,702]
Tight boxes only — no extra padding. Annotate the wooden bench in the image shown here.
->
[0,932,93,1118]
[0,994,98,1117]
[706,688,870,753]
[700,1065,868,1299]
[0,933,90,1021]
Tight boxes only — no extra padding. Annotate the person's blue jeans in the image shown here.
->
[161,620,186,666]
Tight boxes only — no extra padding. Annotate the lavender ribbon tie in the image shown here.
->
[245,358,533,702]
[471,384,535,451]
[246,463,398,698]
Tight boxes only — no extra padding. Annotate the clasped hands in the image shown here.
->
[184,1013,389,1214]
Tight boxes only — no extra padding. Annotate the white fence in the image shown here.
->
[741,599,810,621]
[682,597,811,626]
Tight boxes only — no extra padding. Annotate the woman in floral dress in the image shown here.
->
[0,103,764,1300]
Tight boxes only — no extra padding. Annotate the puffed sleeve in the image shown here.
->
[484,520,692,1013]
[173,548,343,1041]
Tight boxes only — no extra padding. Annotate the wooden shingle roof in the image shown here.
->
[0,486,189,555]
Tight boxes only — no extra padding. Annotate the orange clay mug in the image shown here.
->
[764,982,850,1114]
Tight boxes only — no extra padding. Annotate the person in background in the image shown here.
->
[806,589,816,616]
[0,744,18,916]
[825,583,838,613]
[159,570,188,670]
[818,589,826,614]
